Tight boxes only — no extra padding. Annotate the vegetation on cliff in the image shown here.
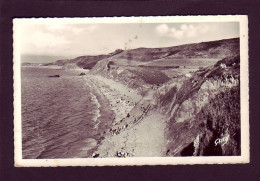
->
[111,38,239,61]
[157,55,240,156]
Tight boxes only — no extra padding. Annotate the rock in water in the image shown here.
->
[79,72,86,76]
[48,75,60,78]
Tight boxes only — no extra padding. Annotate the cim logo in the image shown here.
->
[215,134,229,146]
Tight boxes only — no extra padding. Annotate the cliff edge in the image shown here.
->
[88,38,240,157]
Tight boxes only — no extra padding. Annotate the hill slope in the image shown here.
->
[111,38,239,61]
[89,38,241,156]
[90,38,239,95]
[42,38,238,71]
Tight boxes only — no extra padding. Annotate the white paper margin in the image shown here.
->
[13,15,249,167]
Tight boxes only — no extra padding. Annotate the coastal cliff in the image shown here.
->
[41,49,124,69]
[157,55,240,156]
[87,38,241,157]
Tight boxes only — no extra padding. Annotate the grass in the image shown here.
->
[147,58,218,67]
[197,85,240,155]
[128,67,170,85]
[198,86,240,136]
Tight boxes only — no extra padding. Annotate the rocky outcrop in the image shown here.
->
[155,55,240,156]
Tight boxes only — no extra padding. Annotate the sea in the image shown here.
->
[21,66,110,159]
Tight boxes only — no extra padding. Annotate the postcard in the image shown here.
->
[13,15,249,166]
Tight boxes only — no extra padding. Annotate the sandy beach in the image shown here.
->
[87,75,142,124]
[96,111,167,157]
[85,75,167,157]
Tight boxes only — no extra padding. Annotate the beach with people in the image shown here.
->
[85,75,167,157]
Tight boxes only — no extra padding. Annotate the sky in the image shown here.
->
[18,22,239,62]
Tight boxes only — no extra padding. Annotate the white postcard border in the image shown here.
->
[13,15,249,167]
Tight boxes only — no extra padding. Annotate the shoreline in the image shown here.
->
[96,110,167,157]
[84,77,116,157]
[85,74,167,158]
[87,75,142,125]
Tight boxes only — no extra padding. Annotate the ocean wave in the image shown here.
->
[22,67,110,158]
[89,92,101,129]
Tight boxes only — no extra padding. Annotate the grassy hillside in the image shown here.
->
[43,38,239,71]
[90,38,239,96]
[112,38,239,61]
[43,54,111,69]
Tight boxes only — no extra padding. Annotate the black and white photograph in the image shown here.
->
[13,16,249,166]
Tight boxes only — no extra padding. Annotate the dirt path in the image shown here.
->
[130,111,167,157]
[96,110,167,157]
